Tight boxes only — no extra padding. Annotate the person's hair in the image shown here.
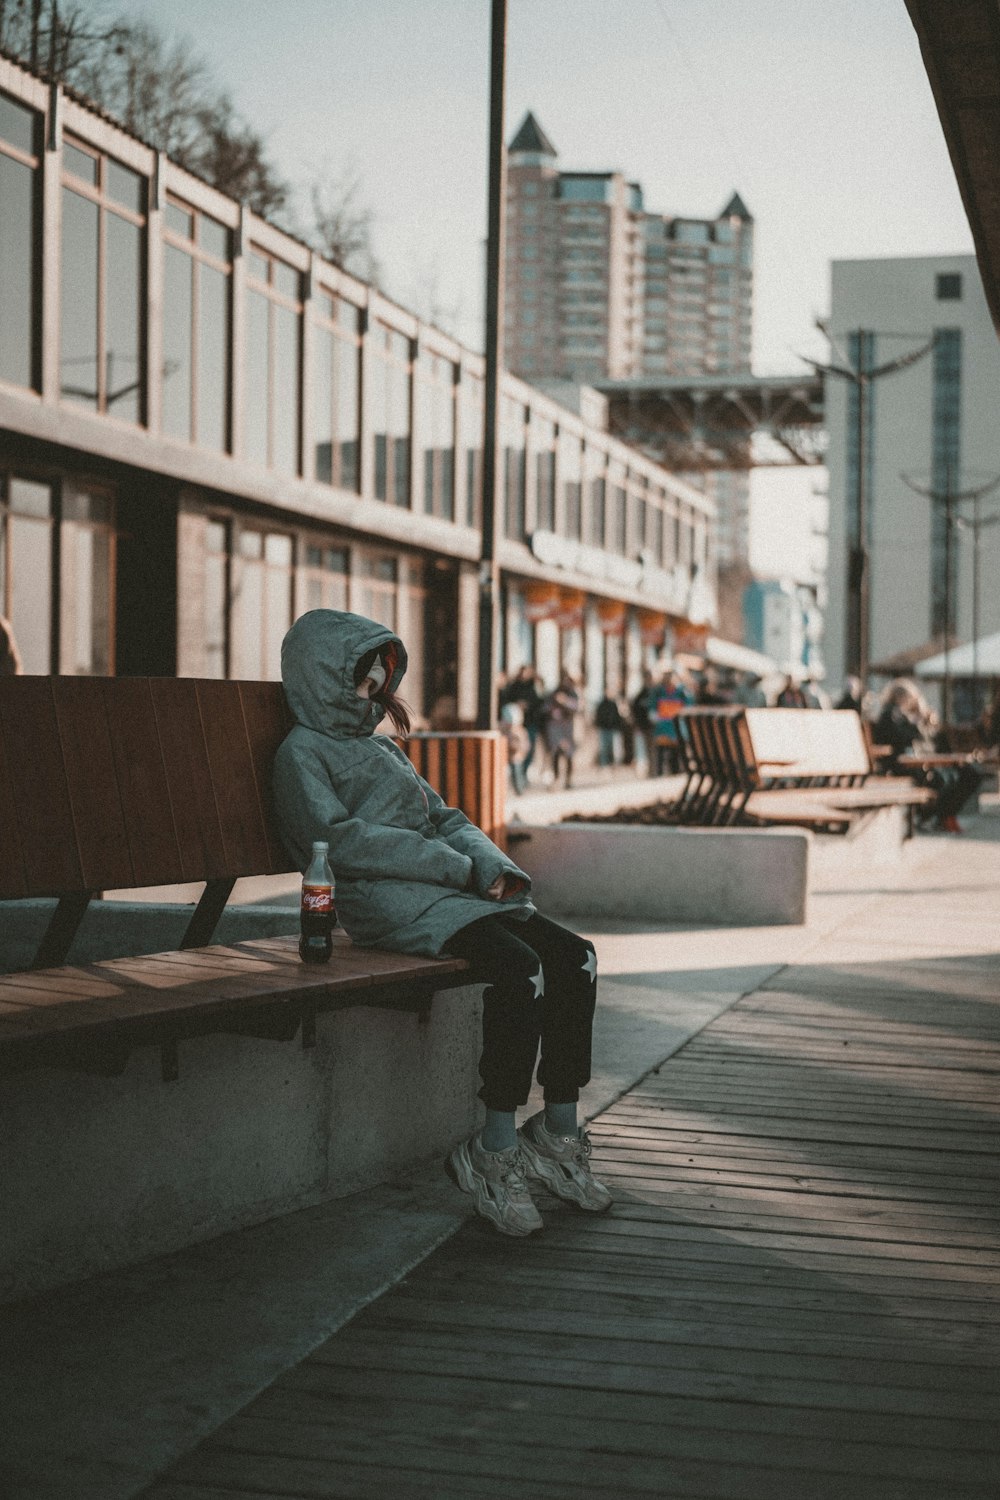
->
[354,644,412,737]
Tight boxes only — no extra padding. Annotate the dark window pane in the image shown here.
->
[63,141,98,185]
[162,244,193,440]
[0,153,36,389]
[0,92,37,155]
[9,478,51,517]
[106,159,145,214]
[936,273,962,301]
[306,545,323,567]
[272,303,300,475]
[105,212,144,422]
[199,215,230,262]
[245,291,269,466]
[198,263,229,451]
[369,352,387,500]
[335,335,360,490]
[272,261,300,301]
[60,188,99,409]
[165,201,194,240]
[9,514,51,672]
[313,326,334,484]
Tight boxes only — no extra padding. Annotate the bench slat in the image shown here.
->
[237,679,296,874]
[104,677,187,887]
[149,678,231,883]
[196,680,274,875]
[54,676,135,890]
[0,677,84,895]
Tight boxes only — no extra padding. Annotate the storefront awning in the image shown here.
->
[915,631,1000,679]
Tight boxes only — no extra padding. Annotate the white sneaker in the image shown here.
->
[445,1134,543,1237]
[518,1111,613,1213]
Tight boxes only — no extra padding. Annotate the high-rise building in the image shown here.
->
[504,112,753,387]
[825,254,1000,714]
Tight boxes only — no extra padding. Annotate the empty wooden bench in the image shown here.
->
[676,706,933,832]
[0,677,503,1080]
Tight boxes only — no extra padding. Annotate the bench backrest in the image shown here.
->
[744,708,872,780]
[0,677,506,901]
[0,677,295,900]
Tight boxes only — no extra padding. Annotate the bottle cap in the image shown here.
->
[312,840,329,851]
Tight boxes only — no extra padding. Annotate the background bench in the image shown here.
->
[0,676,503,1080]
[675,706,933,832]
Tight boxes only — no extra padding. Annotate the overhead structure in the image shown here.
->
[905,0,1000,336]
[595,372,825,473]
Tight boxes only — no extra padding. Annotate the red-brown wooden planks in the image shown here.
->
[237,680,296,874]
[149,677,229,883]
[0,685,28,898]
[0,676,83,894]
[444,735,461,809]
[103,677,186,887]
[52,676,134,891]
[195,680,272,875]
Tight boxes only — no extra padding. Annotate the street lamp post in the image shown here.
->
[805,327,935,689]
[901,468,1000,723]
[476,0,508,730]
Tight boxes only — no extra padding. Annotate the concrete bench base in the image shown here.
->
[0,969,482,1304]
[510,823,810,926]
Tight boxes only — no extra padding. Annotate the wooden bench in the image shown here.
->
[0,677,503,1080]
[676,706,933,832]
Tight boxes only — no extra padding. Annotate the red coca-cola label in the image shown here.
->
[301,885,333,913]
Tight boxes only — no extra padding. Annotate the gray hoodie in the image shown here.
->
[272,609,534,956]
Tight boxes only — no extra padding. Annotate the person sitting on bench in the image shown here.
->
[272,609,612,1237]
[874,679,982,833]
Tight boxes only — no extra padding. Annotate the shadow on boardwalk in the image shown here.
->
[141,930,1000,1500]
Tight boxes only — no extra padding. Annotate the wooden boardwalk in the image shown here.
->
[146,925,1000,1496]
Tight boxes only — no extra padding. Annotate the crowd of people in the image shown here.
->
[496,656,1000,834]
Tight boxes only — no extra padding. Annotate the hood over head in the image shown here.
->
[281,609,407,737]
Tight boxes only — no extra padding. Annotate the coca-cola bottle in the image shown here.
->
[299,841,336,963]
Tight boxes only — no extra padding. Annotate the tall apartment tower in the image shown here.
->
[504,112,754,386]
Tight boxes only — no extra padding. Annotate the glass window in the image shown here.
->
[204,518,229,678]
[300,541,349,613]
[936,273,962,301]
[0,92,37,155]
[369,323,411,506]
[162,198,232,450]
[561,431,583,541]
[608,463,627,554]
[356,551,398,628]
[463,372,484,528]
[60,139,147,422]
[234,527,292,679]
[503,398,527,541]
[243,247,301,474]
[0,101,40,390]
[59,482,115,675]
[589,473,606,547]
[417,352,456,521]
[312,294,361,492]
[1,477,53,673]
[534,416,556,532]
[560,177,612,204]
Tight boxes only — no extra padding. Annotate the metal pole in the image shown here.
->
[943,462,953,726]
[476,0,507,730]
[971,492,980,713]
[855,331,869,688]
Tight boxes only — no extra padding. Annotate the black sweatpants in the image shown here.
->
[443,912,598,1112]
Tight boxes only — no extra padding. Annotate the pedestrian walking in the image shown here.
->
[594,692,624,768]
[650,667,693,775]
[776,675,808,708]
[630,671,655,773]
[543,672,581,788]
[502,664,545,786]
[273,610,611,1238]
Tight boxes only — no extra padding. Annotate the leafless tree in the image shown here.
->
[305,160,380,284]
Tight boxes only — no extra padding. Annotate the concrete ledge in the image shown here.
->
[0,983,482,1304]
[511,822,810,925]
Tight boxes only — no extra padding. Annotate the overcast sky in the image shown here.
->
[123,0,973,584]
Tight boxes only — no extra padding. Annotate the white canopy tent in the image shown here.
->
[915,631,1000,679]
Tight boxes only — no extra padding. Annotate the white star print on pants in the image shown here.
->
[581,949,597,983]
[529,966,545,999]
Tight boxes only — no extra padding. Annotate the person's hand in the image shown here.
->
[486,873,526,901]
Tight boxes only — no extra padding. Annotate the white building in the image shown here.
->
[825,254,1000,713]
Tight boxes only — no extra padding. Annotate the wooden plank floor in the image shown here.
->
[144,947,1000,1498]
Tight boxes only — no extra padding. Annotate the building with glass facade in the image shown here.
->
[0,57,716,720]
[826,254,1000,712]
[504,113,752,572]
